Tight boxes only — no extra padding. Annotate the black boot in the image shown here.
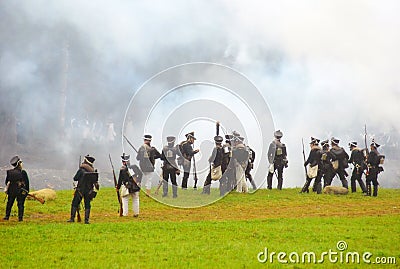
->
[18,207,24,222]
[267,174,273,189]
[202,185,211,195]
[359,180,367,193]
[250,179,257,190]
[300,179,312,193]
[67,207,77,222]
[351,180,357,193]
[172,185,178,198]
[162,181,169,197]
[277,178,283,190]
[315,183,322,194]
[373,185,378,197]
[84,208,90,224]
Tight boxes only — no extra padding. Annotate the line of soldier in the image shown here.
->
[299,136,385,196]
[3,130,384,222]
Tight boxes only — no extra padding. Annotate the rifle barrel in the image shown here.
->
[123,134,139,153]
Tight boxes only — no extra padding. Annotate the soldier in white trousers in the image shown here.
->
[117,154,142,217]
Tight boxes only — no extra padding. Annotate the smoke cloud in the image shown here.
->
[1,0,399,189]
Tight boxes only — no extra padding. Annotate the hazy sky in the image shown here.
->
[1,0,399,187]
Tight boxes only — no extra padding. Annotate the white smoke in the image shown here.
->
[1,0,399,188]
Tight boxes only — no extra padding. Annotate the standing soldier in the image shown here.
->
[300,137,323,194]
[328,137,349,188]
[220,134,234,196]
[365,140,384,197]
[245,146,257,191]
[320,139,334,189]
[202,136,224,195]
[232,136,249,193]
[178,132,199,189]
[161,136,180,198]
[348,142,367,193]
[3,156,29,221]
[67,155,99,224]
[117,153,142,217]
[267,130,288,190]
[136,134,161,196]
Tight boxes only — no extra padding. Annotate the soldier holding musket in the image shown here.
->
[136,134,161,196]
[328,137,349,188]
[300,137,323,194]
[267,130,288,190]
[319,139,334,188]
[220,134,234,195]
[117,153,142,217]
[178,132,199,189]
[365,140,384,197]
[161,136,180,198]
[67,155,99,224]
[348,141,367,193]
[245,146,257,191]
[3,156,29,221]
[232,136,249,193]
[202,135,224,195]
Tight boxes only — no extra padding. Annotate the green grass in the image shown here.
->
[1,188,399,268]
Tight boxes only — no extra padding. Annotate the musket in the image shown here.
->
[364,124,370,175]
[109,154,123,217]
[123,134,138,153]
[76,156,82,222]
[301,138,308,178]
[154,171,163,195]
[216,121,220,136]
[21,187,45,204]
[193,155,198,189]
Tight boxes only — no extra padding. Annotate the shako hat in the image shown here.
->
[167,136,176,143]
[214,135,223,143]
[349,141,358,148]
[10,156,21,167]
[232,130,241,137]
[331,137,340,145]
[371,139,380,148]
[143,134,152,141]
[121,153,130,162]
[321,139,329,147]
[274,130,283,138]
[185,132,196,140]
[310,137,320,145]
[84,155,95,165]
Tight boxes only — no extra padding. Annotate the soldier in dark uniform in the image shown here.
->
[328,138,349,189]
[67,155,99,224]
[3,156,29,221]
[202,136,224,195]
[365,140,384,197]
[320,140,334,188]
[245,146,257,190]
[220,134,234,196]
[161,136,180,198]
[300,137,323,194]
[232,136,249,193]
[116,154,142,217]
[136,134,161,196]
[266,130,288,190]
[178,132,199,189]
[348,141,367,193]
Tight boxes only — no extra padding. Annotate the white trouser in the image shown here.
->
[143,172,154,191]
[236,165,248,193]
[121,192,139,216]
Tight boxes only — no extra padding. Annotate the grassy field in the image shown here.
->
[1,188,399,268]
